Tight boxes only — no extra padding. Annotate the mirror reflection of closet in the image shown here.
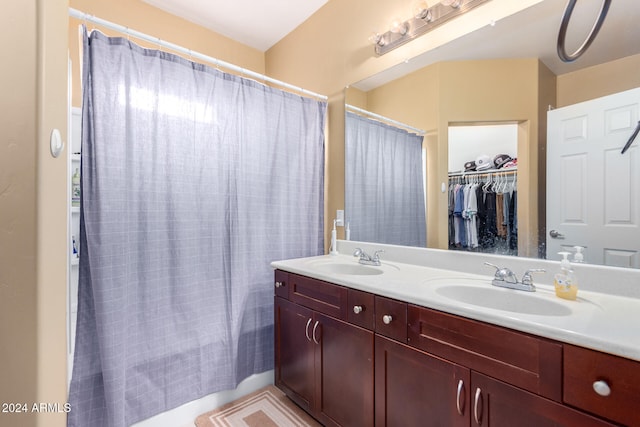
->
[448,123,518,256]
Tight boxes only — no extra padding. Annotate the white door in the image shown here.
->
[547,87,640,268]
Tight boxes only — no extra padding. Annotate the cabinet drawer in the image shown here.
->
[348,288,375,330]
[288,273,347,320]
[274,270,289,298]
[407,305,562,401]
[564,344,640,426]
[375,296,407,342]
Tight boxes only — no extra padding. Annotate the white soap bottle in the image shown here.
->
[329,219,339,255]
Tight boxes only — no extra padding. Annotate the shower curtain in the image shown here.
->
[68,30,326,427]
[345,112,426,247]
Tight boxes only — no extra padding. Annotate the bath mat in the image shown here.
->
[195,385,322,427]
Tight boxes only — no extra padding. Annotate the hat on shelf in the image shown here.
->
[475,154,494,171]
[502,158,518,169]
[464,160,477,172]
[493,154,513,169]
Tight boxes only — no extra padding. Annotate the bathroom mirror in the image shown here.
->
[345,0,640,268]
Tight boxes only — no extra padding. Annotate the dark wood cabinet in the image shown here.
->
[471,372,616,427]
[563,344,640,426]
[274,273,374,427]
[375,335,469,427]
[274,269,637,427]
[314,312,374,427]
[274,296,314,413]
[407,304,562,401]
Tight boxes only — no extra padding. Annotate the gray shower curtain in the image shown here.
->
[68,30,325,427]
[345,112,426,247]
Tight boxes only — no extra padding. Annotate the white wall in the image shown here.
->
[448,124,518,173]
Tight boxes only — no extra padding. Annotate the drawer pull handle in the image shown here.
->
[456,379,465,416]
[353,305,363,314]
[593,380,611,397]
[305,318,312,342]
[312,321,320,345]
[474,388,482,425]
[275,281,284,288]
[382,314,393,324]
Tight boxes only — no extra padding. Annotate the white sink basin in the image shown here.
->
[313,262,384,275]
[436,285,573,316]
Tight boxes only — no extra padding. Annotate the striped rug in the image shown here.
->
[195,385,322,427]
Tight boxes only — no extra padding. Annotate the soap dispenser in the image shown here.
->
[554,252,578,300]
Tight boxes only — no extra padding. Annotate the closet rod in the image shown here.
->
[346,104,425,135]
[68,8,328,101]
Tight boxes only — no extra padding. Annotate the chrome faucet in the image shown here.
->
[484,262,545,292]
[353,248,384,266]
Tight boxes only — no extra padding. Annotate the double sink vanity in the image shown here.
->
[272,241,640,427]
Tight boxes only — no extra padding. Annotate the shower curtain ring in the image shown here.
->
[557,0,611,63]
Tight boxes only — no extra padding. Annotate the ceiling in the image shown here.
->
[355,0,640,90]
[141,0,640,89]
[142,0,328,52]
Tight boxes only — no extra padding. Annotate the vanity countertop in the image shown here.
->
[272,253,640,362]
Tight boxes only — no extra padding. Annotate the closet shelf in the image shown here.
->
[448,167,517,177]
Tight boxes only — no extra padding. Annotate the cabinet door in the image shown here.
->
[375,335,469,427]
[314,312,374,427]
[470,372,616,427]
[274,296,315,413]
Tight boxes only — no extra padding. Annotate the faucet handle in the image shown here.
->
[353,248,363,258]
[522,269,546,286]
[373,250,385,261]
[484,262,518,283]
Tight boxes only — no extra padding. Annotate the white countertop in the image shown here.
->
[272,253,640,362]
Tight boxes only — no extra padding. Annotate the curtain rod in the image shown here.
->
[68,7,328,101]
[346,104,425,135]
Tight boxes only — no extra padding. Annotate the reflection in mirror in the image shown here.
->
[448,124,518,256]
[345,0,640,268]
[344,107,426,247]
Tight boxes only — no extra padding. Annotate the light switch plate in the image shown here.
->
[336,210,344,226]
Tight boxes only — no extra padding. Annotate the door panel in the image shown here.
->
[547,87,640,268]
[375,335,469,427]
[471,372,615,427]
[315,313,374,427]
[274,297,314,412]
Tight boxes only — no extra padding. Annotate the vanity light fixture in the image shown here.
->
[373,0,492,56]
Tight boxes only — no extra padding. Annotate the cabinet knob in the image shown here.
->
[593,380,611,397]
[382,314,393,325]
[275,281,284,288]
[353,305,363,314]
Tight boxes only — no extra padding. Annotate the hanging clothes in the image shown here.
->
[447,171,518,255]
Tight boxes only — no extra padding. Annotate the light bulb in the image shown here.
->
[441,0,461,7]
[390,19,408,35]
[368,32,386,46]
[413,1,431,19]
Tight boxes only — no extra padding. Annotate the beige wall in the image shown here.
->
[1,1,69,426]
[557,53,640,108]
[1,2,39,426]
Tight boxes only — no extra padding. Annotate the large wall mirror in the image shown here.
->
[345,0,640,269]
